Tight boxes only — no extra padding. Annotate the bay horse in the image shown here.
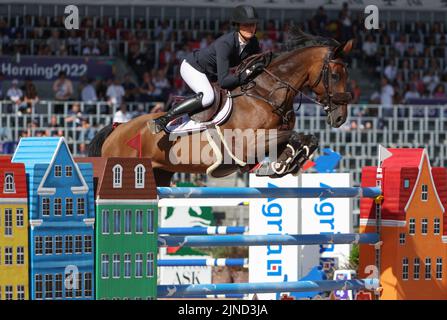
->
[88,28,353,186]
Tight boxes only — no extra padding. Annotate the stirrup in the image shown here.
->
[148,118,166,134]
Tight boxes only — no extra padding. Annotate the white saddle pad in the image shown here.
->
[165,95,233,134]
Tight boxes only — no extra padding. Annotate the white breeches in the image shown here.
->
[180,59,215,107]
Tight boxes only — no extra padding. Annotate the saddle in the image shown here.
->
[172,51,274,123]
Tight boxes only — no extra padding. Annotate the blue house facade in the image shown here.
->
[12,137,95,300]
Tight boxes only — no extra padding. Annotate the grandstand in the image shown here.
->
[1,1,447,190]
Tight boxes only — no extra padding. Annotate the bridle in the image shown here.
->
[233,48,352,123]
[308,51,352,114]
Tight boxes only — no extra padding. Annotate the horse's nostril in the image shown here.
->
[336,116,343,124]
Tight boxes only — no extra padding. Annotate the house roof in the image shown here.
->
[381,148,425,169]
[97,157,157,200]
[11,137,61,171]
[12,137,89,195]
[360,148,446,223]
[0,156,27,198]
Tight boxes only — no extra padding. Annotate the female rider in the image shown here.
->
[149,5,263,133]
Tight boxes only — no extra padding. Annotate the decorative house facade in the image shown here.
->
[359,148,447,300]
[95,158,158,300]
[12,137,95,300]
[0,157,28,300]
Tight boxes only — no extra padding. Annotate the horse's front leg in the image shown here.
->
[253,131,319,178]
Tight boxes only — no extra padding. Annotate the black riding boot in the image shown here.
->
[148,93,204,134]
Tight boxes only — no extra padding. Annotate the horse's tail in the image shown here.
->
[87,123,114,157]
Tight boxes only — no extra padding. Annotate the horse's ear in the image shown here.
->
[333,39,354,59]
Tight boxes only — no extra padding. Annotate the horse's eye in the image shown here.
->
[331,73,340,82]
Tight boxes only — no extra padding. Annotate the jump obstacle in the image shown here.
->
[156,185,382,298]
[158,279,380,298]
[158,233,379,247]
[158,258,248,267]
[157,186,381,199]
[158,226,248,235]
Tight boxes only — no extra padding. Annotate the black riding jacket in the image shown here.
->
[185,31,261,89]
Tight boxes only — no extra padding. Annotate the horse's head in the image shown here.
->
[308,40,354,128]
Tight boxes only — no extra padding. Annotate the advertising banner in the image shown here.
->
[298,173,352,278]
[0,56,115,81]
[249,174,300,300]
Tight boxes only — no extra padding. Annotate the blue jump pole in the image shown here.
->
[158,258,248,267]
[158,226,248,235]
[157,187,381,199]
[158,278,379,297]
[158,233,379,247]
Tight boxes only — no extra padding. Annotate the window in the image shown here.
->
[65,273,73,298]
[135,253,143,278]
[146,253,154,278]
[404,179,410,189]
[45,274,53,299]
[5,209,12,236]
[16,208,24,227]
[35,236,43,255]
[124,254,131,278]
[147,209,154,234]
[54,198,62,216]
[55,274,63,298]
[414,258,420,280]
[17,285,25,300]
[5,285,13,300]
[42,198,50,216]
[65,236,73,254]
[399,233,406,245]
[75,236,82,254]
[376,179,381,187]
[101,254,109,279]
[409,218,416,235]
[113,165,123,188]
[35,275,43,299]
[113,210,121,234]
[135,164,145,188]
[4,173,15,193]
[84,235,92,254]
[402,258,409,280]
[65,166,73,177]
[421,184,428,201]
[84,273,92,298]
[16,247,24,265]
[54,165,62,177]
[434,218,441,235]
[125,210,132,234]
[65,198,73,216]
[45,236,53,255]
[113,254,120,278]
[5,247,13,265]
[436,258,443,280]
[425,258,432,280]
[76,273,82,298]
[422,218,428,235]
[77,198,85,215]
[55,236,63,255]
[136,210,143,234]
[102,210,110,234]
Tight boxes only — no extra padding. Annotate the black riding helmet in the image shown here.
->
[231,5,259,24]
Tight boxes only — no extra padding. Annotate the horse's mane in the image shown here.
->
[277,25,340,54]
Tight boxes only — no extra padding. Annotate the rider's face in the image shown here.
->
[239,23,257,40]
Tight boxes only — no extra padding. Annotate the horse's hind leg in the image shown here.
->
[153,168,175,187]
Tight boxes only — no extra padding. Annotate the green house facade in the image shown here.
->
[95,158,158,300]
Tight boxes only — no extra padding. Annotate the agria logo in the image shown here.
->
[64,5,79,30]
